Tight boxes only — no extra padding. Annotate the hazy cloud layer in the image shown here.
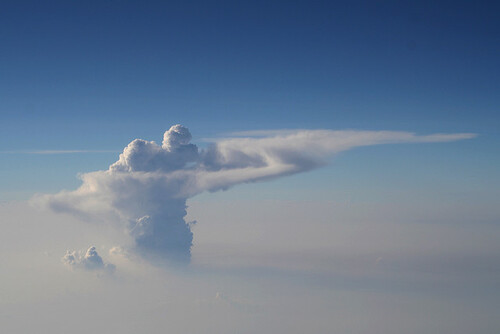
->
[37,125,474,263]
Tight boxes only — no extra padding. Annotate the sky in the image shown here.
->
[1,1,499,333]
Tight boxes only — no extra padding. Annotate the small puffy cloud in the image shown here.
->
[38,125,475,265]
[62,246,115,273]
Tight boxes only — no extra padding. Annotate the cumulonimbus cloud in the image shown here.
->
[36,125,475,264]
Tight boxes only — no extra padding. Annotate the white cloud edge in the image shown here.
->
[219,129,477,140]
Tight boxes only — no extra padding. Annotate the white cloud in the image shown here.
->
[62,246,115,273]
[35,125,475,264]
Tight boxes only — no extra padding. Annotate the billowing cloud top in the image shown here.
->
[110,124,198,173]
[38,125,475,264]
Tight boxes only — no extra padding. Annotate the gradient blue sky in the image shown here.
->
[1,0,499,201]
[1,2,500,333]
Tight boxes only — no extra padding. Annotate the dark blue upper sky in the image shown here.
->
[1,1,498,140]
[0,0,499,198]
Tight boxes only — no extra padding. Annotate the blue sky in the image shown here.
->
[1,0,498,200]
